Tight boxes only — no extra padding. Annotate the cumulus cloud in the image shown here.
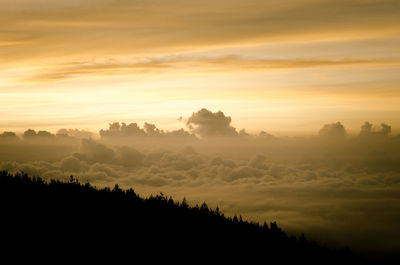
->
[78,138,145,168]
[209,157,236,168]
[128,174,169,187]
[18,128,88,145]
[360,121,392,137]
[248,154,268,170]
[56,128,94,138]
[225,166,264,182]
[143,122,160,135]
[318,122,346,138]
[23,129,38,139]
[23,129,57,140]
[114,146,144,168]
[1,133,400,253]
[99,122,195,141]
[88,163,121,179]
[80,138,116,163]
[100,122,145,138]
[1,112,400,254]
[0,132,20,143]
[60,155,89,173]
[186,108,238,138]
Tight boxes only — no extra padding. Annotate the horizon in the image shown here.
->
[1,0,400,261]
[1,0,400,133]
[1,108,398,137]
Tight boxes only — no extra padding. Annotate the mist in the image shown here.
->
[1,108,400,255]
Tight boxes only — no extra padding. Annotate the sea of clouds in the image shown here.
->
[1,108,399,253]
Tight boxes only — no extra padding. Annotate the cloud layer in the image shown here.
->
[0,110,399,254]
[2,0,399,64]
[186,108,238,138]
[1,135,400,252]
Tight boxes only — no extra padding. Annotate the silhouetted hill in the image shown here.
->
[1,171,365,263]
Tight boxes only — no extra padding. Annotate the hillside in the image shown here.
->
[1,171,364,263]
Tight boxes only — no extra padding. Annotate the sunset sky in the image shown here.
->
[1,0,400,134]
[2,1,400,256]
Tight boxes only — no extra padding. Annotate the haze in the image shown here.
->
[1,108,400,256]
[1,0,400,260]
[1,0,400,134]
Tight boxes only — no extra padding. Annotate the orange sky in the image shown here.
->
[1,0,400,135]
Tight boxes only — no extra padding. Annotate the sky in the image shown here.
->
[1,0,400,134]
[1,1,400,256]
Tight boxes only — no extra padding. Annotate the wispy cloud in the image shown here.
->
[27,56,400,82]
[1,0,399,63]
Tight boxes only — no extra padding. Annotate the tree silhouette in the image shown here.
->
[0,171,369,264]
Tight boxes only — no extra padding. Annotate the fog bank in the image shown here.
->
[1,109,399,254]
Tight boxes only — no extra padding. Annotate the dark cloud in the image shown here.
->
[80,138,116,163]
[248,154,268,170]
[99,122,195,140]
[1,133,400,253]
[209,157,236,168]
[225,166,263,182]
[114,146,144,168]
[360,121,373,136]
[79,138,145,168]
[0,132,20,143]
[318,122,346,138]
[89,163,120,179]
[60,156,88,173]
[1,113,400,254]
[100,122,145,138]
[23,129,56,140]
[380,123,392,136]
[56,128,94,138]
[360,121,391,137]
[128,174,169,187]
[186,108,238,138]
[23,129,38,139]
[157,152,203,171]
[258,131,275,139]
[143,122,159,135]
[21,128,85,145]
[267,164,289,178]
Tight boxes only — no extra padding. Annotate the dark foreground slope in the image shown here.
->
[1,171,364,263]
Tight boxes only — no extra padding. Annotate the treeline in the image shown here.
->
[0,171,364,263]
